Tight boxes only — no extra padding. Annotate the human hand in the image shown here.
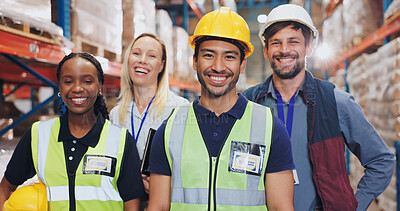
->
[142,174,150,194]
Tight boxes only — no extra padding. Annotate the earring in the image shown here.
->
[58,92,61,97]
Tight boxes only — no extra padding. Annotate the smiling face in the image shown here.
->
[58,57,101,117]
[265,25,313,79]
[128,36,165,88]
[193,39,246,98]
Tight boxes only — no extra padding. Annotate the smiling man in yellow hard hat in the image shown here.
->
[244,4,395,211]
[147,7,295,211]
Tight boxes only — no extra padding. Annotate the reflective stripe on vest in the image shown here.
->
[165,102,273,210]
[31,118,126,210]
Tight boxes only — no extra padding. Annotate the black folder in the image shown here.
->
[140,128,156,176]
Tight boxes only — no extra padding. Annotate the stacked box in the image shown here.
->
[1,0,51,22]
[132,0,156,37]
[347,54,368,107]
[346,38,400,210]
[156,10,174,77]
[321,0,331,10]
[122,0,135,54]
[122,0,156,57]
[71,0,122,60]
[0,0,63,41]
[322,4,343,56]
[171,27,197,82]
[173,27,191,80]
[347,37,400,146]
[342,0,382,48]
[349,146,396,211]
[328,68,345,91]
[384,0,400,22]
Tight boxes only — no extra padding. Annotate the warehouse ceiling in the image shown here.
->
[155,0,324,36]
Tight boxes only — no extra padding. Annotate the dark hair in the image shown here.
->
[193,36,246,64]
[262,21,312,49]
[56,52,109,119]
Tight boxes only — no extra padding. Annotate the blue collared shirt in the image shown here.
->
[245,79,395,211]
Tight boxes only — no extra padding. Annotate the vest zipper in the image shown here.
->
[196,112,236,211]
[67,172,76,211]
[197,118,215,211]
[211,119,237,211]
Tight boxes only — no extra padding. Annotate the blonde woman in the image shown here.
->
[110,33,189,193]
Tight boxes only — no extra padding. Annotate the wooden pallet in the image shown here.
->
[344,37,383,58]
[72,36,121,62]
[385,10,400,25]
[0,16,62,45]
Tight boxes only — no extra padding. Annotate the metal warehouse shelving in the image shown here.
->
[324,0,400,209]
[0,0,206,137]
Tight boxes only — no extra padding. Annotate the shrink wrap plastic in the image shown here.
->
[71,0,122,54]
[384,0,400,21]
[322,4,343,55]
[157,10,174,77]
[342,0,382,47]
[173,27,196,82]
[0,0,63,41]
[323,0,382,51]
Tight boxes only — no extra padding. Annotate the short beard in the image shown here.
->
[197,71,239,98]
[271,53,304,79]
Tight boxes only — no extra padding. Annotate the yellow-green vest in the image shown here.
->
[165,101,273,211]
[31,118,126,211]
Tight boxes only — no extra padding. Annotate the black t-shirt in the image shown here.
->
[4,114,144,202]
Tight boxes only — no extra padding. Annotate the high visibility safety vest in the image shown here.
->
[165,101,274,211]
[31,118,126,211]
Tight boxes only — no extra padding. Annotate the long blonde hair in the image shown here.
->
[117,33,169,125]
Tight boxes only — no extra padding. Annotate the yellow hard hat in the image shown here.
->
[4,182,48,211]
[188,7,254,57]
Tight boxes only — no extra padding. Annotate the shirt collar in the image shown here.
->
[267,78,305,101]
[58,112,105,147]
[193,93,248,119]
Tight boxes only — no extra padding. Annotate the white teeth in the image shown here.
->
[72,98,87,103]
[210,76,226,81]
[279,58,294,63]
[135,68,149,74]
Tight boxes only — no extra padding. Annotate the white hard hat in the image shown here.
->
[258,4,319,47]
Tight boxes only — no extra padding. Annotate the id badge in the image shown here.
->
[293,169,299,185]
[228,141,266,176]
[82,155,116,177]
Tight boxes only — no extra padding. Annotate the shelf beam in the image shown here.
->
[330,15,400,72]
[169,77,200,92]
[323,0,343,19]
[2,53,57,88]
[185,0,204,19]
[0,30,66,64]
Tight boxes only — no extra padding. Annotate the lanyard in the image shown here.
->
[131,96,155,143]
[274,89,295,138]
